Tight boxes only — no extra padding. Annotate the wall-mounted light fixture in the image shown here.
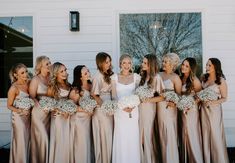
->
[70,11,80,31]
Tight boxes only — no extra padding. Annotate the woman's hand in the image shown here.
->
[167,101,176,108]
[19,109,30,116]
[123,107,133,113]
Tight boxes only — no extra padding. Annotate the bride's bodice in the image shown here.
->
[114,74,137,100]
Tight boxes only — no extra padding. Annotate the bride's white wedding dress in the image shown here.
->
[112,73,141,163]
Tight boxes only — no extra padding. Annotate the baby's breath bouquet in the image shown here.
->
[14,97,34,110]
[135,85,154,101]
[100,100,118,115]
[177,95,196,111]
[162,90,180,104]
[196,87,218,102]
[38,96,57,111]
[118,95,140,110]
[56,99,77,115]
[79,96,97,113]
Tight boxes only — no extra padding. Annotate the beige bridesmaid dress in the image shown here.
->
[49,88,71,163]
[91,71,113,163]
[31,81,50,163]
[200,83,229,163]
[139,74,164,163]
[180,85,203,163]
[70,90,93,163]
[156,79,179,163]
[9,91,31,163]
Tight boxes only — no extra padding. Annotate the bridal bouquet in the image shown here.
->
[162,90,180,104]
[196,87,218,102]
[135,85,154,101]
[118,95,140,110]
[100,100,118,115]
[39,96,57,111]
[14,97,34,110]
[79,96,97,113]
[177,95,196,111]
[56,99,77,115]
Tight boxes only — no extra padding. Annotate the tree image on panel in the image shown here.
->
[120,13,202,74]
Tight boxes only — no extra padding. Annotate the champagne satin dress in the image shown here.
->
[9,91,31,163]
[91,71,113,163]
[139,74,164,163]
[180,84,203,163]
[200,83,229,163]
[156,79,179,163]
[70,90,93,163]
[49,88,71,163]
[31,82,50,163]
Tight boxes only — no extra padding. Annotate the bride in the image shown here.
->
[111,54,141,163]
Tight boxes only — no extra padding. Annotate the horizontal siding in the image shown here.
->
[1,0,235,147]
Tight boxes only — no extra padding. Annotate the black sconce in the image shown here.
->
[70,11,80,31]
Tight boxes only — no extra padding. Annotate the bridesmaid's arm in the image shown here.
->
[210,78,227,105]
[7,86,21,113]
[193,77,202,93]
[91,74,103,106]
[173,74,182,95]
[69,89,86,113]
[29,77,39,105]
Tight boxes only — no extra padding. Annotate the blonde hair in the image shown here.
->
[9,63,27,83]
[119,54,133,73]
[162,53,180,71]
[48,62,70,99]
[35,56,50,75]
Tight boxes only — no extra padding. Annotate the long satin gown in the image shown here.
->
[112,73,141,163]
[139,74,164,163]
[91,71,113,163]
[156,79,179,163]
[70,90,93,163]
[200,83,229,163]
[9,91,31,163]
[180,85,203,163]
[49,88,71,163]
[31,82,50,163]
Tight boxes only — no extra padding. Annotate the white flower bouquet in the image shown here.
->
[14,97,34,110]
[177,95,196,111]
[38,96,57,111]
[56,99,77,115]
[162,91,180,104]
[79,96,97,113]
[135,85,154,101]
[100,100,118,115]
[196,87,218,102]
[118,95,140,110]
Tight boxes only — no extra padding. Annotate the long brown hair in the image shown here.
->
[140,54,159,88]
[180,57,197,95]
[96,52,113,84]
[203,58,225,85]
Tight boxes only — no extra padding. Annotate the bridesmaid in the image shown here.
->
[69,65,93,163]
[91,52,114,163]
[200,58,229,163]
[48,62,71,163]
[138,54,164,163]
[7,63,31,163]
[179,57,203,163]
[157,53,182,163]
[29,56,51,163]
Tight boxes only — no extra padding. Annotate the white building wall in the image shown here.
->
[0,0,235,147]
